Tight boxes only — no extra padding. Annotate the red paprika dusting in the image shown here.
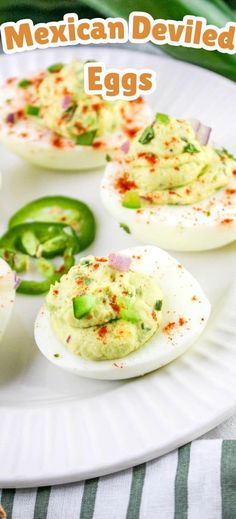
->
[226,188,236,195]
[95,257,107,262]
[93,263,100,270]
[98,326,108,338]
[115,174,137,194]
[152,311,157,321]
[137,152,158,164]
[52,135,65,148]
[92,141,104,149]
[163,322,176,333]
[110,302,120,313]
[92,103,102,112]
[16,109,25,119]
[125,127,140,138]
[132,96,144,104]
[53,289,59,296]
[221,218,233,224]
[179,317,186,326]
[6,77,16,84]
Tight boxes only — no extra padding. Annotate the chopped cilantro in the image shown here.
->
[47,63,64,73]
[119,223,131,234]
[138,125,155,145]
[155,300,163,311]
[183,143,200,154]
[54,353,60,358]
[216,147,236,161]
[18,79,31,89]
[106,154,112,162]
[26,105,40,117]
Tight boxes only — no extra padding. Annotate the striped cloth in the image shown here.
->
[1,440,236,519]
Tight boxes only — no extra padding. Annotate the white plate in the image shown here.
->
[0,46,236,488]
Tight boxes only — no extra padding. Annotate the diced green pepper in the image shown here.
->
[26,105,40,117]
[9,195,95,252]
[156,113,170,125]
[122,191,141,209]
[73,295,95,319]
[75,130,97,146]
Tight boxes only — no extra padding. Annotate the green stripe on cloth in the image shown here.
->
[33,487,51,519]
[221,440,236,519]
[174,443,191,519]
[0,490,15,519]
[126,463,146,519]
[80,478,98,519]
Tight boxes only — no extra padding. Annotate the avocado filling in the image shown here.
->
[46,255,163,360]
[117,115,234,206]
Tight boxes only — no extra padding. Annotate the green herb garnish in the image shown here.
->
[216,147,236,161]
[18,79,31,89]
[156,113,170,125]
[119,223,131,234]
[47,63,64,73]
[106,154,112,162]
[26,105,40,117]
[75,130,97,146]
[73,294,95,319]
[54,353,60,358]
[138,125,155,145]
[183,143,200,154]
[122,191,141,209]
[155,300,163,311]
[141,323,151,331]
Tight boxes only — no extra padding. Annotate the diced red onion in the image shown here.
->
[196,123,212,145]
[62,95,72,110]
[14,273,20,289]
[189,118,212,145]
[121,141,130,154]
[6,113,16,124]
[108,253,131,272]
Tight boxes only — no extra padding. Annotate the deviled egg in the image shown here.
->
[35,246,210,380]
[101,114,236,251]
[0,258,15,342]
[0,61,151,170]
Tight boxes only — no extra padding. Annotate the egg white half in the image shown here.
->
[35,246,210,380]
[0,80,151,170]
[101,161,236,251]
[0,258,15,342]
